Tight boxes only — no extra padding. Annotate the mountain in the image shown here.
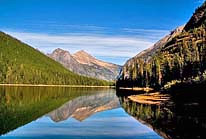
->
[47,48,83,73]
[49,49,121,81]
[48,92,120,122]
[117,1,206,90]
[132,26,184,62]
[118,25,184,83]
[184,2,206,31]
[0,31,110,86]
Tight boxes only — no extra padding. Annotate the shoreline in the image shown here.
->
[118,87,154,92]
[128,92,170,105]
[0,84,115,88]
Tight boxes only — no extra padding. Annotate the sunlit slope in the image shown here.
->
[117,1,206,89]
[0,32,110,85]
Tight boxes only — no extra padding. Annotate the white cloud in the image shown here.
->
[122,28,168,34]
[122,28,169,41]
[5,31,155,58]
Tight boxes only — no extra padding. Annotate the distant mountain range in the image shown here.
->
[48,48,121,81]
[0,32,110,85]
[117,1,206,90]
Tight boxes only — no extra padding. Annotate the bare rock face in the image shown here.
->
[48,49,121,81]
[48,48,81,73]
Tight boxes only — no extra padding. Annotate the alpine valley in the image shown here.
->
[0,1,206,139]
[0,32,111,86]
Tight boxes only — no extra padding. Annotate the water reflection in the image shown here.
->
[48,92,120,122]
[0,86,162,139]
[0,86,112,135]
[117,90,206,139]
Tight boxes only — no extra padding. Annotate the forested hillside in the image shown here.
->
[0,32,110,86]
[117,1,206,90]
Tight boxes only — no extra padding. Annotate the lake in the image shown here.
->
[0,86,205,139]
[0,86,161,139]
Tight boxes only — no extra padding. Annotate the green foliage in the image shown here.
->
[0,32,111,86]
[0,86,100,135]
[117,26,206,89]
[184,1,206,31]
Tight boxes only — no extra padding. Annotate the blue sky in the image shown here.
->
[0,0,204,65]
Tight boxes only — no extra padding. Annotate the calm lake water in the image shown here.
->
[0,86,205,139]
[0,86,161,139]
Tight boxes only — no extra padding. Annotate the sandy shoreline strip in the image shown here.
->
[0,84,115,88]
[128,92,170,105]
[118,87,154,92]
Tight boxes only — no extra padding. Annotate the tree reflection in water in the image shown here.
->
[117,90,206,139]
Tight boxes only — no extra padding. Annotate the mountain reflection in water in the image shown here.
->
[47,92,120,122]
[0,86,162,139]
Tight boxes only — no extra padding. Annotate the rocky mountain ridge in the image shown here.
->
[48,92,120,122]
[48,48,121,81]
